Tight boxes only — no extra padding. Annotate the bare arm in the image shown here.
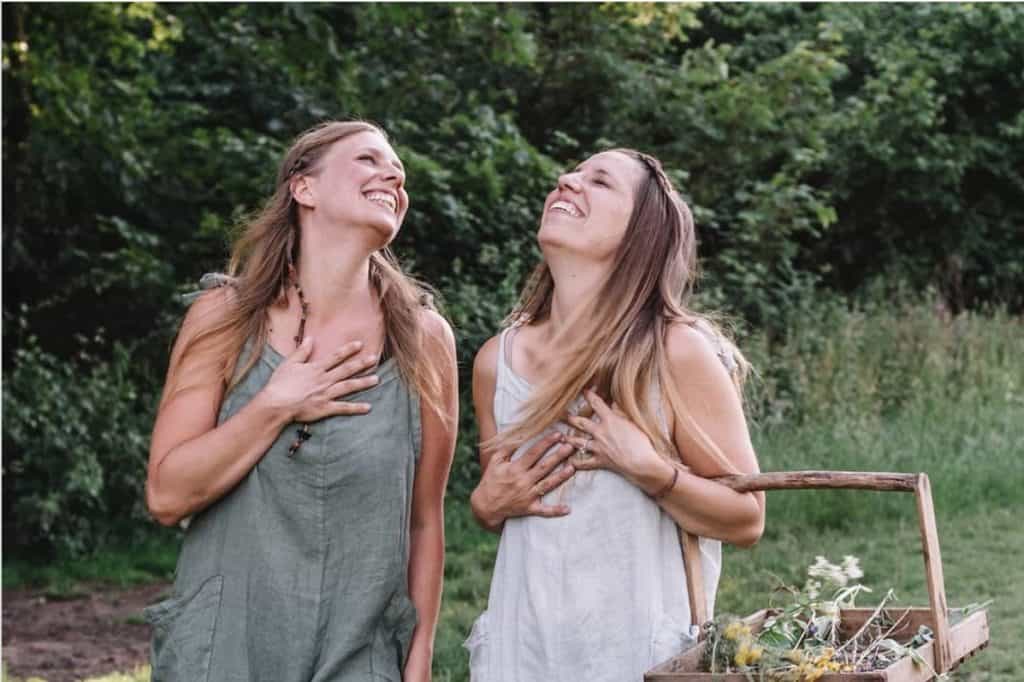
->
[146,289,379,526]
[568,324,765,547]
[404,311,459,682]
[655,324,765,546]
[468,335,576,533]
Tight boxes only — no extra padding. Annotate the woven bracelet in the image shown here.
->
[651,466,679,500]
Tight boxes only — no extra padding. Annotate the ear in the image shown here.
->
[290,175,316,209]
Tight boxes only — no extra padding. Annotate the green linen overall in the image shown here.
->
[144,339,420,682]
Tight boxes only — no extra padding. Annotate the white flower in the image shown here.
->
[808,556,849,587]
[842,555,864,581]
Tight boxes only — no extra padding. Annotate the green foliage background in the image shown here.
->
[3,4,1023,557]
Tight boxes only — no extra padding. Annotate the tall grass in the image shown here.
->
[742,299,1021,521]
[742,298,1021,430]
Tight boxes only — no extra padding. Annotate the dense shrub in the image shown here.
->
[2,331,156,558]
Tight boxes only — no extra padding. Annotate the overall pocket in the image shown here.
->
[144,574,223,682]
[370,590,419,681]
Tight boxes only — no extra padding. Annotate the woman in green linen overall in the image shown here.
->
[144,120,458,682]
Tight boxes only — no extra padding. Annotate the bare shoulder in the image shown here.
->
[168,287,238,368]
[417,310,456,374]
[473,333,501,384]
[419,308,454,342]
[664,321,739,395]
[179,285,237,341]
[666,321,723,369]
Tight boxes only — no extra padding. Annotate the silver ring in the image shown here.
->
[576,434,593,459]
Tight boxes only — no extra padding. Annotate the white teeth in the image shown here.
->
[550,200,582,217]
[365,192,397,213]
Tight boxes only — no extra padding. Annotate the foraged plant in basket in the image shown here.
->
[645,471,991,681]
[702,555,990,680]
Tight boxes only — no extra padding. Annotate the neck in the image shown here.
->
[541,250,609,342]
[294,220,382,322]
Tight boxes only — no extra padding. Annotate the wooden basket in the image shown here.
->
[645,471,990,681]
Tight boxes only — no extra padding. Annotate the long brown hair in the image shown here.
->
[488,149,749,471]
[165,120,445,418]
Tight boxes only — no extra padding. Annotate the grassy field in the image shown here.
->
[5,304,1021,681]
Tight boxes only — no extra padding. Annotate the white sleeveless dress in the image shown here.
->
[464,327,723,682]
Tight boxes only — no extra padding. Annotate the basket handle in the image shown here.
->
[680,470,953,673]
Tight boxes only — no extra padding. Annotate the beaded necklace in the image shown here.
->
[286,279,312,457]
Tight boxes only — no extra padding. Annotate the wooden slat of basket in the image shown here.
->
[875,610,991,682]
[913,474,952,671]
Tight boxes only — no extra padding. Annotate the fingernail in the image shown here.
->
[353,340,363,348]
[566,465,575,473]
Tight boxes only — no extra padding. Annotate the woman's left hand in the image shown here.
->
[565,389,668,489]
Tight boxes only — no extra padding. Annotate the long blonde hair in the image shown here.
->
[487,149,748,469]
[166,120,445,418]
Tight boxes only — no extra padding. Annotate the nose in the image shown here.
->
[557,171,583,193]
[381,164,405,188]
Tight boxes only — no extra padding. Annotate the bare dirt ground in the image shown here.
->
[2,582,169,682]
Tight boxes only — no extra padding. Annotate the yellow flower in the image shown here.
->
[723,620,751,641]
[748,645,764,664]
[794,662,826,682]
[734,641,752,667]
[784,649,805,664]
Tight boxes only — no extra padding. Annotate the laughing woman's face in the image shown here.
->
[537,150,644,263]
[296,130,409,246]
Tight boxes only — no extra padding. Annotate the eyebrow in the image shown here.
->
[360,147,405,173]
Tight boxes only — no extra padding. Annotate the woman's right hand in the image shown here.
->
[470,432,578,531]
[261,336,380,422]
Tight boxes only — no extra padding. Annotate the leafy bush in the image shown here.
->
[3,329,157,558]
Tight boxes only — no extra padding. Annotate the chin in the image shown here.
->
[367,226,398,250]
[356,211,400,244]
[537,222,582,253]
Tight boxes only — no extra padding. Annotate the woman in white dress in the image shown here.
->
[465,149,766,681]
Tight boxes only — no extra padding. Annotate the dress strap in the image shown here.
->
[495,326,514,386]
[495,325,531,399]
[691,320,738,374]
[181,272,235,305]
